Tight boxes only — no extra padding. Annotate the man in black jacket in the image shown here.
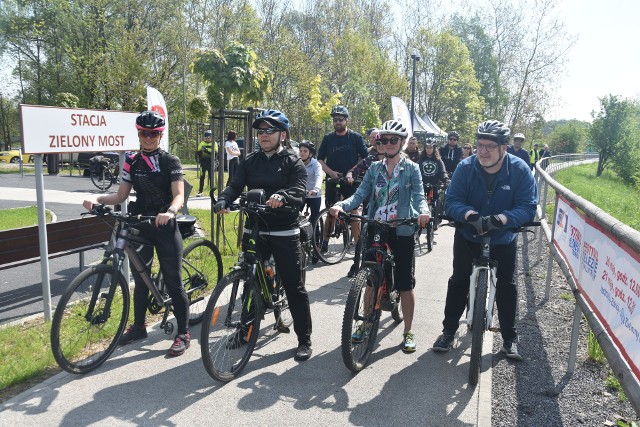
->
[440,131,464,175]
[213,109,313,361]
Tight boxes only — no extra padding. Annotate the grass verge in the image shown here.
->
[0,206,52,230]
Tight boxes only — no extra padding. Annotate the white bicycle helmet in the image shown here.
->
[379,120,408,138]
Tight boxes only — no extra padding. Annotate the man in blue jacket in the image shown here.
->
[432,120,538,360]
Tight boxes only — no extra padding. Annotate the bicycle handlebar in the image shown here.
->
[337,211,418,227]
[85,204,157,225]
[439,214,540,232]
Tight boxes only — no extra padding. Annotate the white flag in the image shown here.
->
[390,96,413,148]
[147,86,169,152]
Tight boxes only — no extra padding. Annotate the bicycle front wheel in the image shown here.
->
[469,269,489,386]
[183,239,223,325]
[341,266,381,372]
[91,168,113,191]
[200,269,262,382]
[426,220,435,252]
[313,208,349,265]
[51,264,130,374]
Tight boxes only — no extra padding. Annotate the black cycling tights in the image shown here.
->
[130,222,189,333]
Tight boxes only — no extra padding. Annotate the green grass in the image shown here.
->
[0,208,240,398]
[553,163,640,231]
[586,330,606,363]
[0,206,52,230]
[559,292,573,301]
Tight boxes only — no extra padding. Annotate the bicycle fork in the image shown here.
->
[466,265,498,330]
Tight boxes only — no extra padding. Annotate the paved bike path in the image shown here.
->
[0,174,492,426]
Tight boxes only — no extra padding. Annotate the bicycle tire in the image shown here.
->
[183,239,224,325]
[200,269,262,382]
[426,220,434,252]
[50,264,130,374]
[414,227,423,255]
[91,168,114,191]
[469,269,489,386]
[341,266,381,372]
[313,208,349,265]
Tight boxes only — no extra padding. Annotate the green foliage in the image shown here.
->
[590,95,639,179]
[548,121,588,153]
[55,92,79,108]
[554,163,640,231]
[188,95,210,121]
[586,329,605,363]
[193,42,271,110]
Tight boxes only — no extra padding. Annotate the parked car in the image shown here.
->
[0,149,31,163]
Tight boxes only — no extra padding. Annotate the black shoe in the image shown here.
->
[347,264,358,278]
[432,333,455,352]
[294,344,312,361]
[119,324,147,346]
[311,255,319,265]
[501,341,523,361]
[226,330,248,349]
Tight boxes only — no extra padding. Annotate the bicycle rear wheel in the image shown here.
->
[91,168,114,191]
[200,269,262,382]
[469,269,489,386]
[341,266,381,372]
[313,208,349,264]
[183,239,223,325]
[51,264,129,374]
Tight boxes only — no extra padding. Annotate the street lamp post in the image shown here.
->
[410,49,421,135]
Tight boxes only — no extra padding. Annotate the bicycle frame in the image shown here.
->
[466,237,499,330]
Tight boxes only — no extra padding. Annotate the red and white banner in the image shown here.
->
[147,86,169,152]
[390,96,413,148]
[553,194,640,382]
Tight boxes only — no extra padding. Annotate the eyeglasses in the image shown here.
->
[476,143,500,152]
[377,137,400,146]
[138,130,161,138]
[332,117,346,123]
[256,127,280,135]
[463,147,472,150]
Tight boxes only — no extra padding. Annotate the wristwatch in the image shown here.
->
[167,206,178,216]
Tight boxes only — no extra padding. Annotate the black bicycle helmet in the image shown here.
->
[475,120,510,145]
[204,129,212,137]
[379,119,408,138]
[298,140,316,155]
[447,131,460,140]
[330,105,349,118]
[252,109,290,130]
[136,110,166,131]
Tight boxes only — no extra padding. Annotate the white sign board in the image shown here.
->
[553,194,640,383]
[20,105,140,154]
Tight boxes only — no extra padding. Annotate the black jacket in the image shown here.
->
[439,145,463,174]
[220,148,307,231]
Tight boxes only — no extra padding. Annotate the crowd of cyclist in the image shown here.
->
[90,105,539,364]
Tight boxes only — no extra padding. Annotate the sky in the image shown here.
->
[549,0,640,122]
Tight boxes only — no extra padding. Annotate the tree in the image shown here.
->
[548,121,587,154]
[192,42,271,110]
[590,95,636,177]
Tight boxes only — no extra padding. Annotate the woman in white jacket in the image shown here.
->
[299,140,323,263]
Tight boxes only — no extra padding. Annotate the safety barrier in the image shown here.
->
[534,153,640,415]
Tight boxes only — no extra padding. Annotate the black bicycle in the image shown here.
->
[441,215,539,385]
[200,190,306,382]
[89,156,120,192]
[340,212,418,372]
[312,175,361,264]
[50,206,223,374]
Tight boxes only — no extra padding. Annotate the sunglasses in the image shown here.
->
[256,127,280,135]
[448,138,458,141]
[332,117,346,123]
[377,137,400,146]
[463,147,472,150]
[138,130,161,138]
[476,143,500,152]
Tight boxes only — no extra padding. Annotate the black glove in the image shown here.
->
[467,213,504,235]
[213,199,227,213]
[485,215,504,232]
[466,213,485,235]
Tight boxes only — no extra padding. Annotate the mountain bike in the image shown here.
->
[200,190,303,382]
[50,205,223,374]
[90,156,120,192]
[417,182,447,252]
[312,175,362,265]
[340,212,418,372]
[440,215,539,385]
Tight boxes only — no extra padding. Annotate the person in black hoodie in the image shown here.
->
[439,131,464,175]
[213,109,313,362]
